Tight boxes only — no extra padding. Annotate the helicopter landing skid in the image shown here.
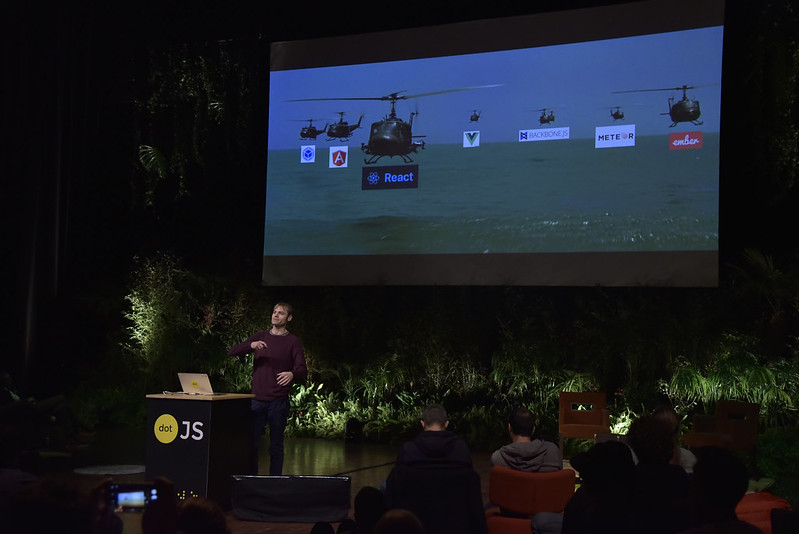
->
[364,154,415,165]
[669,120,703,128]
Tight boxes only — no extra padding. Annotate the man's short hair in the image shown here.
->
[509,406,536,436]
[273,301,294,317]
[627,414,675,465]
[421,404,448,427]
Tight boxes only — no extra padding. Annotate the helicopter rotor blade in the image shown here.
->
[612,83,718,94]
[287,84,502,103]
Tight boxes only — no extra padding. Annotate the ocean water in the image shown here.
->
[264,134,719,256]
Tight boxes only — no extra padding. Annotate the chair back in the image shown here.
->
[559,391,609,427]
[715,399,760,452]
[488,465,575,516]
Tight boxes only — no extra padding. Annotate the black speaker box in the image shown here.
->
[231,475,351,523]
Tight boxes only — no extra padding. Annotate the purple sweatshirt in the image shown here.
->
[228,330,308,401]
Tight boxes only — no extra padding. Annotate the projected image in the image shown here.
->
[263,0,724,286]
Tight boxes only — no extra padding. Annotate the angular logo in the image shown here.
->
[669,131,703,150]
[595,124,636,148]
[463,131,480,148]
[329,146,348,168]
[300,145,315,163]
[362,165,419,190]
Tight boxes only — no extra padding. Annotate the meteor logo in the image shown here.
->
[595,124,636,148]
[329,146,348,168]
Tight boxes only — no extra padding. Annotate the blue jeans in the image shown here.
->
[250,398,290,475]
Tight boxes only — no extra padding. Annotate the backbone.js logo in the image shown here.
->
[362,165,419,190]
[154,413,205,444]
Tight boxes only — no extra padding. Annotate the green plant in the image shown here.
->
[756,426,799,508]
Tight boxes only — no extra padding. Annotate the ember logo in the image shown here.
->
[362,165,419,190]
[669,131,703,150]
[329,146,348,168]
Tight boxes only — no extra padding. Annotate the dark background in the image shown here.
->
[3,1,797,394]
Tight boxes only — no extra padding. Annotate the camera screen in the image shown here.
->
[110,484,158,512]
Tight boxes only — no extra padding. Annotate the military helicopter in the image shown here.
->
[469,109,482,123]
[296,119,328,140]
[536,108,556,125]
[290,86,500,163]
[614,85,704,127]
[609,106,625,121]
[325,112,363,141]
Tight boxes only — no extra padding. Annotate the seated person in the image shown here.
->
[678,446,762,533]
[532,440,636,534]
[384,403,486,534]
[627,413,694,534]
[490,406,561,472]
[651,404,697,474]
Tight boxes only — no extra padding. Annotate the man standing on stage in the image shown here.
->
[228,302,307,475]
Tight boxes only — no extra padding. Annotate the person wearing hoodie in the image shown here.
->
[393,403,473,468]
[384,404,486,534]
[490,406,562,472]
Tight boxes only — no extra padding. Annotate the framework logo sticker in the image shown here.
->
[463,131,480,148]
[329,146,348,168]
[519,127,570,142]
[300,145,315,163]
[669,131,703,150]
[595,124,636,148]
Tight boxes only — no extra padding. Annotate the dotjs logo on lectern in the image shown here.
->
[153,413,205,444]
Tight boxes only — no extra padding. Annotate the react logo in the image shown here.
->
[154,414,179,444]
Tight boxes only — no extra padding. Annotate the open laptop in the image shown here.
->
[176,372,216,395]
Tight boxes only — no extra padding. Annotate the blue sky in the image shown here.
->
[267,26,724,149]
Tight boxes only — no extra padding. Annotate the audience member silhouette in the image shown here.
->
[176,495,231,534]
[353,485,387,534]
[310,521,336,534]
[336,518,357,534]
[561,439,636,534]
[490,406,561,472]
[384,403,487,534]
[652,403,697,473]
[2,477,98,534]
[372,508,425,534]
[627,413,694,534]
[678,446,762,533]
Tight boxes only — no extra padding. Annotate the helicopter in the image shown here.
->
[325,112,363,141]
[297,119,328,140]
[614,85,704,127]
[609,106,625,121]
[289,86,500,164]
[536,108,556,125]
[469,109,482,123]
